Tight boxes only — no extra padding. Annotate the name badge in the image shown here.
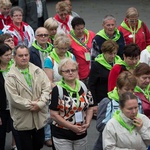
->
[85,52,90,61]
[75,111,83,123]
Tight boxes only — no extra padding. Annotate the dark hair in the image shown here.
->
[13,45,29,56]
[0,43,12,56]
[123,43,140,57]
[134,63,150,77]
[0,33,12,44]
[101,39,119,53]
[71,17,85,29]
[117,71,137,89]
[119,92,138,108]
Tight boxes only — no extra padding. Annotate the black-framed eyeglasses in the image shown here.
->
[36,34,49,37]
[61,69,77,74]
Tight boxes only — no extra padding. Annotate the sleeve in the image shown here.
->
[117,32,125,59]
[36,70,51,109]
[88,62,101,104]
[44,57,53,69]
[142,22,150,47]
[91,36,102,60]
[5,76,32,110]
[96,98,112,132]
[139,114,150,146]
[49,86,59,111]
[108,65,122,92]
[103,121,135,150]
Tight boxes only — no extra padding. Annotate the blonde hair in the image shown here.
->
[56,1,68,13]
[126,7,139,18]
[58,58,78,75]
[0,0,12,8]
[54,33,71,49]
[44,17,58,30]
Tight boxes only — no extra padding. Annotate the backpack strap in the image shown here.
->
[79,80,87,94]
[57,81,87,100]
[47,56,54,68]
[57,85,63,100]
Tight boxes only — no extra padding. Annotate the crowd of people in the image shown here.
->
[0,0,150,150]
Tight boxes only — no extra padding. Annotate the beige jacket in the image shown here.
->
[103,112,150,150]
[5,63,51,130]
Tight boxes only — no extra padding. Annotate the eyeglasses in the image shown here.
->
[4,38,14,42]
[61,69,77,74]
[36,34,49,37]
[128,18,138,23]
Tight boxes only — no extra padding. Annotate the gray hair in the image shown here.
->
[102,15,116,24]
[10,6,23,17]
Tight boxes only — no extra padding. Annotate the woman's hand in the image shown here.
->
[70,124,87,135]
[132,117,143,130]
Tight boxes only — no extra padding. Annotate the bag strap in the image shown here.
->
[57,85,63,100]
[79,80,87,94]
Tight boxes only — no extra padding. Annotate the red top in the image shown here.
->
[134,92,150,119]
[0,14,12,30]
[118,19,150,51]
[108,64,126,92]
[68,30,95,80]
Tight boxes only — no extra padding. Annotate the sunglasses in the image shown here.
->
[36,34,49,37]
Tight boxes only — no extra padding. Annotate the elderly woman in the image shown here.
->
[134,63,150,118]
[2,6,34,47]
[88,39,122,106]
[103,92,150,150]
[54,1,73,34]
[44,33,75,88]
[93,71,142,150]
[50,58,95,150]
[118,7,150,51]
[44,17,58,44]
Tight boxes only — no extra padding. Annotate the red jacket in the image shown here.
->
[0,14,12,30]
[134,92,150,119]
[108,64,127,92]
[69,30,95,80]
[118,19,150,51]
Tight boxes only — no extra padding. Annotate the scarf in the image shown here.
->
[70,29,90,47]
[10,22,29,42]
[0,59,13,73]
[116,60,139,70]
[96,28,120,41]
[95,54,122,70]
[134,85,150,101]
[54,14,70,32]
[0,13,11,27]
[108,87,119,102]
[57,79,80,107]
[50,48,71,63]
[32,41,53,55]
[19,67,32,88]
[113,110,136,134]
